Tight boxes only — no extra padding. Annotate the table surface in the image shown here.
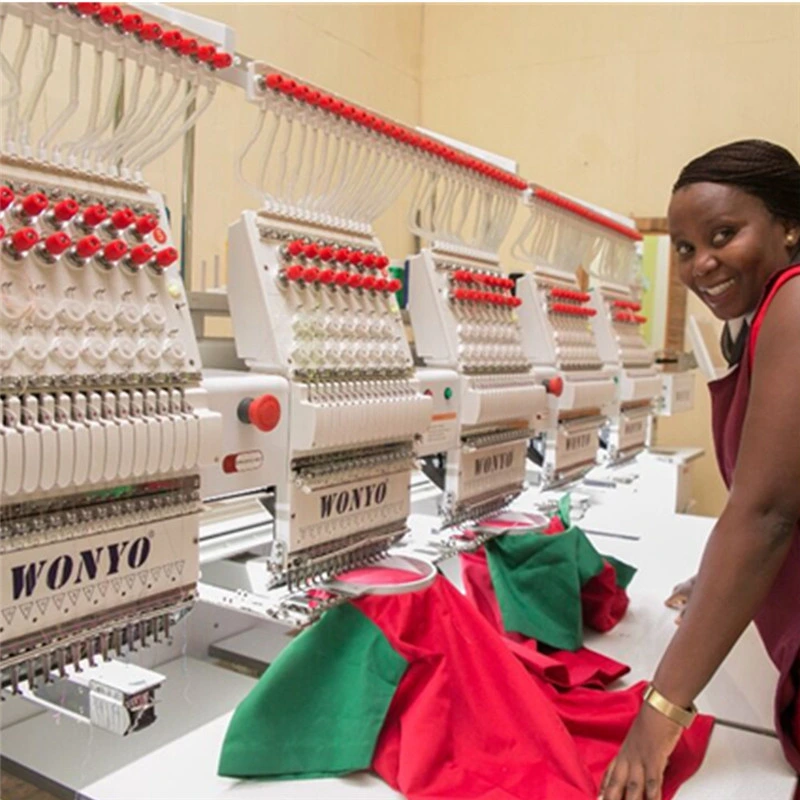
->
[2,481,795,800]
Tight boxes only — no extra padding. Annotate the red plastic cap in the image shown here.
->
[75,235,102,259]
[128,243,154,265]
[318,267,335,284]
[196,44,216,63]
[376,255,390,269]
[318,245,334,262]
[139,22,163,42]
[178,37,198,57]
[286,239,304,257]
[347,273,364,289]
[120,13,143,33]
[103,239,129,262]
[362,253,376,268]
[110,207,136,230]
[302,242,318,260]
[155,246,179,268]
[97,5,122,25]
[44,231,72,256]
[361,275,376,291]
[21,192,48,218]
[375,278,388,292]
[82,204,108,227]
[265,73,283,90]
[333,270,349,286]
[53,198,79,222]
[75,2,101,15]
[11,227,39,253]
[247,394,281,433]
[285,264,304,281]
[302,266,319,283]
[135,213,158,236]
[545,376,564,397]
[161,30,183,50]
[334,247,350,263]
[212,52,233,70]
[0,186,14,211]
[347,250,363,266]
[388,278,402,293]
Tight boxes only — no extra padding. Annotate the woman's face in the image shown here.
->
[668,182,798,320]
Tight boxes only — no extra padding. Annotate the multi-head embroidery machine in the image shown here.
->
[0,2,230,732]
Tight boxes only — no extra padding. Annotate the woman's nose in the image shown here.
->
[693,248,720,278]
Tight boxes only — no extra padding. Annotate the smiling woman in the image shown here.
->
[600,140,800,800]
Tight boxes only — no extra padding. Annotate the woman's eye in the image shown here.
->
[711,228,734,247]
[675,242,693,257]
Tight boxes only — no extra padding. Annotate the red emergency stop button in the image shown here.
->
[238,394,281,432]
[544,376,564,397]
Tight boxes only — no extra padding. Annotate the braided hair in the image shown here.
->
[673,139,800,227]
[673,140,800,366]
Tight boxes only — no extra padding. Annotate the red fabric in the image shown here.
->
[355,576,713,800]
[581,561,630,633]
[710,264,800,771]
[460,547,629,688]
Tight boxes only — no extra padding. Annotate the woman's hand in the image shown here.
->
[599,703,683,800]
[664,575,696,624]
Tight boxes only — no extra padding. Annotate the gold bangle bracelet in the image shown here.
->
[643,684,698,728]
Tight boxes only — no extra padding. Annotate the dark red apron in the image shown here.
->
[709,264,800,772]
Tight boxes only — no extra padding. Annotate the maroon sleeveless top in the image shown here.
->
[709,264,800,772]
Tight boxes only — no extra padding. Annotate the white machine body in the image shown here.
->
[408,246,546,524]
[0,162,221,710]
[516,270,617,485]
[225,211,432,583]
[588,283,661,462]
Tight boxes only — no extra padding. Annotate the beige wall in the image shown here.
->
[419,4,800,516]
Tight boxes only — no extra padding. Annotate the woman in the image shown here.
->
[601,139,800,800]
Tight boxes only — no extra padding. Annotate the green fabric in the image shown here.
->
[485,527,606,651]
[604,554,637,589]
[557,493,573,528]
[218,603,408,780]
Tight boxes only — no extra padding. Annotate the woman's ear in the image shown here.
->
[784,224,800,254]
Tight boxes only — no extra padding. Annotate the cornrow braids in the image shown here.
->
[673,139,800,226]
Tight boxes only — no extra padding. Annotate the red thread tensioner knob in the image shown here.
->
[10,227,39,254]
[138,22,163,42]
[97,5,122,26]
[284,264,304,282]
[134,213,158,237]
[303,242,319,260]
[286,239,304,258]
[196,45,217,63]
[212,52,233,70]
[20,192,49,219]
[81,204,108,228]
[43,231,72,257]
[0,186,14,212]
[161,30,184,50]
[178,37,198,57]
[347,273,364,289]
[102,239,129,263]
[120,13,143,34]
[127,243,154,267]
[74,235,103,260]
[52,198,79,222]
[109,207,136,231]
[302,266,320,283]
[154,247,179,269]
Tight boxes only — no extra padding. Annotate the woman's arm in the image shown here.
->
[601,278,800,800]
